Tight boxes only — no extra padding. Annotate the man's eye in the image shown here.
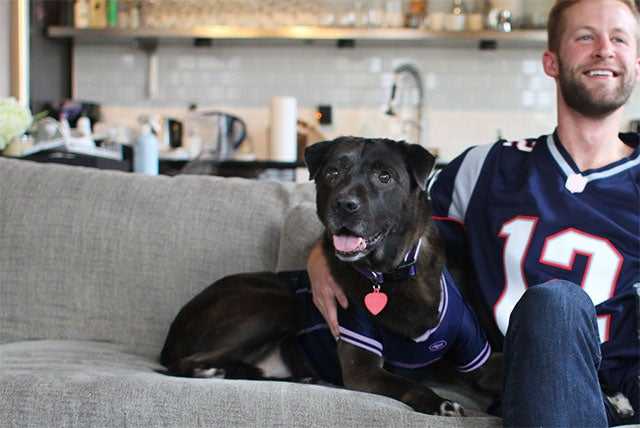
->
[577,34,593,41]
[325,168,339,180]
[378,171,392,183]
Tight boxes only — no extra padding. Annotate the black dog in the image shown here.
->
[160,137,495,416]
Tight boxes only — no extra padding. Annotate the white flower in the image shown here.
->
[0,98,33,150]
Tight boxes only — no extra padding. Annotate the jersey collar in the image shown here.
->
[547,131,640,183]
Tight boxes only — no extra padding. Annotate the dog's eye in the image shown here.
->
[378,171,392,184]
[325,167,339,180]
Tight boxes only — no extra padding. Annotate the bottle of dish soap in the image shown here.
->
[134,123,159,175]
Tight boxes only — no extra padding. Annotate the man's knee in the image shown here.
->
[508,280,597,333]
[519,279,593,312]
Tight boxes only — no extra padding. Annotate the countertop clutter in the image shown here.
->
[1,98,315,181]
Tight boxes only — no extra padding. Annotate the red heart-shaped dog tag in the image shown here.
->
[364,290,388,316]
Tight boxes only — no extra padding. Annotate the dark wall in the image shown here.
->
[29,0,73,114]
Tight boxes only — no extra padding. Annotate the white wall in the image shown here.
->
[77,40,640,162]
[0,0,10,98]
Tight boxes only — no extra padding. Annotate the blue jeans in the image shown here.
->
[502,280,625,427]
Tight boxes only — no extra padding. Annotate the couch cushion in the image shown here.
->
[276,202,324,272]
[0,158,314,358]
[0,340,500,427]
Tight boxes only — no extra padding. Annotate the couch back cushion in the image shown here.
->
[0,158,314,358]
[276,202,324,272]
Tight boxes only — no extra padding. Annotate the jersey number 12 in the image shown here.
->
[496,216,621,343]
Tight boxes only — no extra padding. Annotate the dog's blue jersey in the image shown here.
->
[282,269,490,386]
[429,131,640,398]
[337,268,491,372]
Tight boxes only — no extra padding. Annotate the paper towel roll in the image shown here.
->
[270,96,297,162]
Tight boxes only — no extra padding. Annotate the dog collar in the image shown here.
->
[355,239,421,316]
[354,238,421,286]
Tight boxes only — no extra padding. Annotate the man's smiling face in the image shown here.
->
[550,0,640,117]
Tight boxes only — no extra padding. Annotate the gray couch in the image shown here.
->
[0,157,500,427]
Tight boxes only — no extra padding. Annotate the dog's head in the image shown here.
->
[305,136,436,272]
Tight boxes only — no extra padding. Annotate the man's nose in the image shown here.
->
[593,35,615,58]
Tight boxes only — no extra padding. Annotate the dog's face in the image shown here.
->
[305,137,435,272]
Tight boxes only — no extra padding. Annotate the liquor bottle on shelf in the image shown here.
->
[74,0,90,28]
[89,0,107,28]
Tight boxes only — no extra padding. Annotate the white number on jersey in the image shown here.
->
[496,216,622,342]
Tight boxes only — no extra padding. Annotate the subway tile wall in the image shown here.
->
[75,43,558,110]
[73,41,640,162]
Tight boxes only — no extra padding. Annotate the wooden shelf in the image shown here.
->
[47,26,547,49]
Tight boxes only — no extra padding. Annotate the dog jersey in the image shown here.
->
[429,131,640,397]
[282,269,490,386]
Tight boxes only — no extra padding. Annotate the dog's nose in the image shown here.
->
[336,196,361,214]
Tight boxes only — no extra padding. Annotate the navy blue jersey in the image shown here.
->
[429,131,640,397]
[281,269,490,386]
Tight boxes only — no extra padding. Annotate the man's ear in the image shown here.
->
[304,140,334,180]
[542,50,559,78]
[404,144,436,192]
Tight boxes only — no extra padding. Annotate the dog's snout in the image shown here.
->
[336,196,361,214]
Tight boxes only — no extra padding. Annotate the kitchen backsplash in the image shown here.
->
[73,42,640,162]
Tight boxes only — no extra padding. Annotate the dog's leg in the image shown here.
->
[338,341,464,416]
[466,352,503,396]
[161,273,297,379]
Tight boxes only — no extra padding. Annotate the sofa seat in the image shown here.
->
[0,340,500,427]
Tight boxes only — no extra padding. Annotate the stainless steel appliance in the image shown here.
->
[194,111,247,160]
[177,111,248,175]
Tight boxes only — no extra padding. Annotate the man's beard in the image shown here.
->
[558,59,636,117]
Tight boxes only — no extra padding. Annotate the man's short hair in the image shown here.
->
[547,0,640,53]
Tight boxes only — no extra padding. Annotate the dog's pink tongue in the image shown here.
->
[333,235,366,252]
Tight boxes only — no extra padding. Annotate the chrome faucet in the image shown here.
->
[385,63,424,146]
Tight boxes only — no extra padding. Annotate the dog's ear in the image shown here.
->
[304,140,335,180]
[404,144,436,192]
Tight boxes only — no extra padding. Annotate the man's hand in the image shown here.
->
[307,240,348,337]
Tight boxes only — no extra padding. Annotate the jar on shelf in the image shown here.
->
[405,0,426,28]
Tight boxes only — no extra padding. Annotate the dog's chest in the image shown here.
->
[349,278,441,339]
[335,278,472,370]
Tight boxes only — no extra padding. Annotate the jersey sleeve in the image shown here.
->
[429,143,495,224]
[450,299,492,373]
[428,144,493,267]
[337,304,383,358]
[429,148,471,221]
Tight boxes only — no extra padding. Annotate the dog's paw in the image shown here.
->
[193,367,226,379]
[434,401,465,417]
[605,392,635,418]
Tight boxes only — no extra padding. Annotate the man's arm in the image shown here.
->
[306,239,349,338]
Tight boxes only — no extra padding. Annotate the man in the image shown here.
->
[306,0,640,425]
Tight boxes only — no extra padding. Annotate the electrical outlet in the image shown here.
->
[316,105,332,126]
